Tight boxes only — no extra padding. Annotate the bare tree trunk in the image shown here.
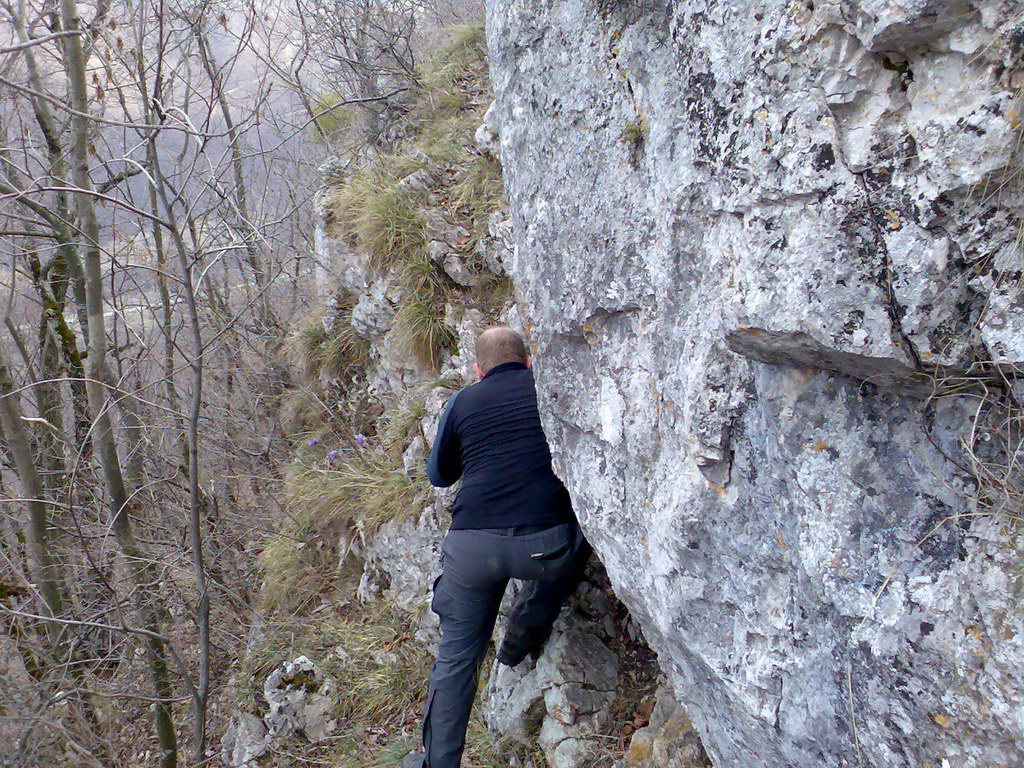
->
[21,252,73,498]
[0,345,66,643]
[4,305,70,547]
[36,315,68,490]
[9,7,91,347]
[2,21,93,453]
[59,0,178,764]
[154,151,211,763]
[145,22,213,744]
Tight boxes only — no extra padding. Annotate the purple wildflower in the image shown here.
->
[355,434,365,447]
[308,438,318,447]
[327,449,339,463]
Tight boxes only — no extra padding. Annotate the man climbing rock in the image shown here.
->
[403,326,591,768]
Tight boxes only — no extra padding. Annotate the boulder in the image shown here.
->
[484,614,619,768]
[263,656,337,743]
[475,101,501,156]
[221,656,337,766]
[221,712,268,766]
[397,169,437,202]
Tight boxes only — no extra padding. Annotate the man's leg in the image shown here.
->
[422,531,506,768]
[498,528,592,667]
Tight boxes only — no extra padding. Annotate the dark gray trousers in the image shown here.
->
[421,522,590,768]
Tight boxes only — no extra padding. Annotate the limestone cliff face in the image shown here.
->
[485,1,1024,766]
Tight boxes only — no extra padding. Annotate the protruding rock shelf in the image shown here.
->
[726,326,936,397]
[725,327,1015,400]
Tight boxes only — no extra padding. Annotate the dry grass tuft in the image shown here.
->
[414,24,488,125]
[449,154,506,246]
[259,451,427,612]
[400,249,448,296]
[325,164,457,369]
[289,301,371,384]
[462,714,548,768]
[328,168,428,273]
[410,24,489,170]
[949,373,1024,522]
[381,397,428,457]
[330,602,432,725]
[287,453,424,534]
[396,297,457,370]
[278,388,326,438]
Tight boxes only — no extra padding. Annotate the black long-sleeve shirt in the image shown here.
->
[427,361,574,530]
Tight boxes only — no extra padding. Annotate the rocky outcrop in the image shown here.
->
[222,656,337,764]
[486,1,1024,767]
[482,569,653,768]
[486,615,619,767]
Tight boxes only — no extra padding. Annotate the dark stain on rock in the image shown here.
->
[1008,24,1024,69]
[915,500,966,568]
[881,54,914,90]
[863,162,893,186]
[957,116,986,136]
[811,143,835,171]
[841,310,865,338]
[684,71,729,162]
[929,192,955,218]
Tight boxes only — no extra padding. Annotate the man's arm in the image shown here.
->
[427,390,462,487]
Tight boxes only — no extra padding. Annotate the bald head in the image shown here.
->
[475,327,528,378]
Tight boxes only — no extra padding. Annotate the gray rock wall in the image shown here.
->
[485,1,1024,766]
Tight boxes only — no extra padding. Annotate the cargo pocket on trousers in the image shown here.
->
[530,529,573,580]
[430,573,446,618]
[430,541,446,617]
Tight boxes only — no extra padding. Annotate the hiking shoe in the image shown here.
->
[497,620,552,668]
[401,752,424,768]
